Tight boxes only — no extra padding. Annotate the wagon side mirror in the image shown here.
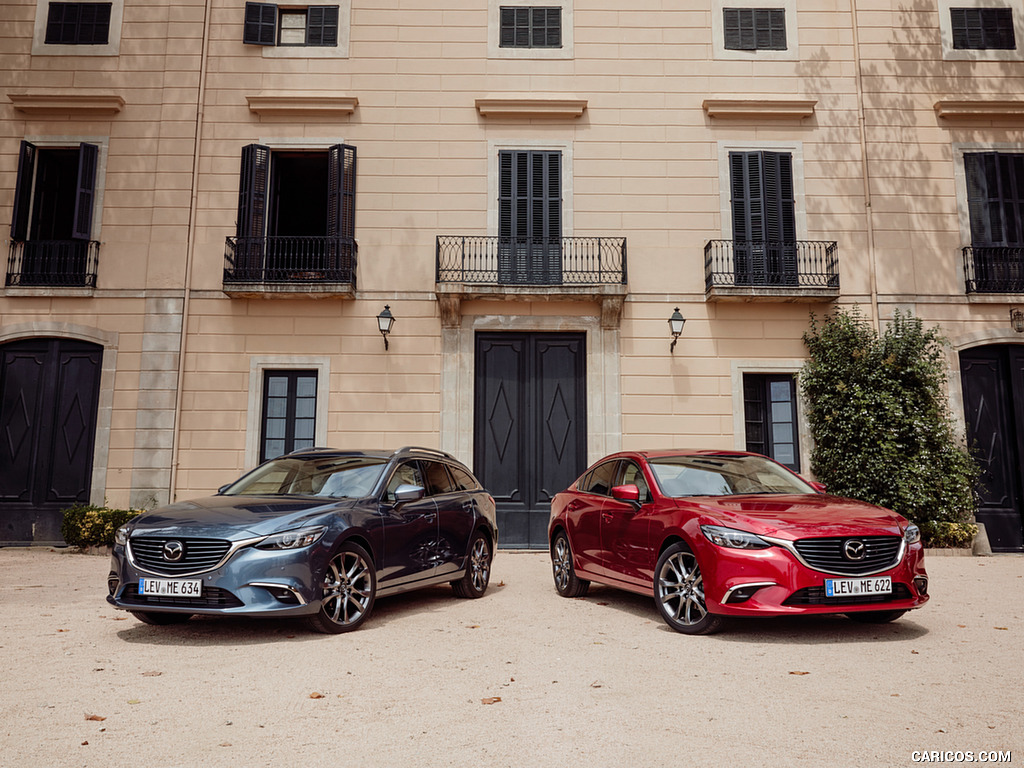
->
[611,484,641,504]
[393,484,426,504]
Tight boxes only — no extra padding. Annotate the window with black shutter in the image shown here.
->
[44,2,112,45]
[497,150,562,283]
[744,373,800,472]
[234,144,356,280]
[964,152,1024,246]
[499,6,562,48]
[242,2,339,46]
[260,371,318,461]
[729,150,797,285]
[723,7,787,51]
[951,7,1016,50]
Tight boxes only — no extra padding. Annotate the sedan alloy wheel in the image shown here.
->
[655,543,722,635]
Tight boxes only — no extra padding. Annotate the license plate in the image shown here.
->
[825,576,892,598]
[139,578,202,597]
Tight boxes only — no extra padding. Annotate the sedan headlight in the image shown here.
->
[904,524,921,545]
[115,525,130,546]
[255,526,328,551]
[701,525,771,550]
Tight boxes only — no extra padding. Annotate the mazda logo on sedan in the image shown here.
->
[162,541,185,562]
[843,540,866,561]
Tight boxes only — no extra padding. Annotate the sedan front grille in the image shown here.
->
[129,537,233,576]
[784,582,913,606]
[792,535,903,575]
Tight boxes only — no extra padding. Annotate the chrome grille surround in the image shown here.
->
[762,535,906,577]
[127,535,262,577]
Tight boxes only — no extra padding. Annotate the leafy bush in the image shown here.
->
[801,308,979,536]
[919,521,978,549]
[61,504,141,548]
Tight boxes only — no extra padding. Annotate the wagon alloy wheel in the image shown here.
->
[452,532,492,598]
[551,531,589,598]
[308,542,376,634]
[654,542,723,635]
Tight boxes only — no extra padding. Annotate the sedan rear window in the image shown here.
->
[649,454,813,497]
[222,457,387,498]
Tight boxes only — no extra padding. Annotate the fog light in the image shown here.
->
[914,576,928,596]
[723,582,775,604]
[107,572,120,597]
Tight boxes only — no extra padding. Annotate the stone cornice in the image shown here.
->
[246,93,359,117]
[702,98,816,120]
[935,99,1024,120]
[475,96,588,119]
[8,92,125,116]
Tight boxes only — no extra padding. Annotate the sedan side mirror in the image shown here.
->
[394,484,426,503]
[809,481,827,493]
[611,484,641,503]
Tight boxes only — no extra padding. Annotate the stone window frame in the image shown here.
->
[488,0,574,59]
[711,0,798,61]
[938,0,1024,60]
[246,356,330,469]
[31,0,124,56]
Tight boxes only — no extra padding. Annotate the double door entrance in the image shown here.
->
[960,344,1024,551]
[0,338,103,545]
[474,332,587,549]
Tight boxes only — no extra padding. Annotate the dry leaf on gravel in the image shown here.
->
[309,692,324,699]
[789,671,810,676]
[481,697,502,705]
[141,671,162,677]
[84,715,105,722]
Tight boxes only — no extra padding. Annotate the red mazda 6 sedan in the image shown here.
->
[548,450,929,634]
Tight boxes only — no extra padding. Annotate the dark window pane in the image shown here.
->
[260,371,318,462]
[45,2,111,45]
[743,373,799,472]
[951,7,1015,49]
[499,5,561,48]
[723,7,786,51]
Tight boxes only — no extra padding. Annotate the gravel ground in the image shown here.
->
[0,547,1021,768]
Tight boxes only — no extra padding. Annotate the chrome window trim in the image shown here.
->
[126,535,265,577]
[762,536,907,577]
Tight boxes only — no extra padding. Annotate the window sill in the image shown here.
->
[8,91,125,116]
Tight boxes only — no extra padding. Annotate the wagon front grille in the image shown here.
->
[128,537,233,576]
[792,535,903,575]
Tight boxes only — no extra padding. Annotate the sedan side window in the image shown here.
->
[579,461,619,496]
[385,461,424,502]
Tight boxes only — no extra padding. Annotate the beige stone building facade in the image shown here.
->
[2,0,1024,550]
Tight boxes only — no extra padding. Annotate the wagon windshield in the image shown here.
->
[648,454,815,497]
[221,457,388,498]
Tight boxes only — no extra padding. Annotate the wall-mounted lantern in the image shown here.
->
[669,307,686,353]
[377,305,395,350]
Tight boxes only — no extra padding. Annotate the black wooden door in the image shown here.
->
[474,332,586,549]
[0,339,102,545]
[960,345,1024,551]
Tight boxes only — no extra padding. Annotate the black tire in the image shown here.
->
[846,609,907,624]
[307,541,377,634]
[452,531,493,599]
[130,611,192,626]
[654,542,724,635]
[551,531,590,598]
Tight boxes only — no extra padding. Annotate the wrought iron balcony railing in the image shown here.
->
[704,240,839,292]
[6,240,99,287]
[224,236,357,284]
[436,236,627,286]
[963,246,1024,293]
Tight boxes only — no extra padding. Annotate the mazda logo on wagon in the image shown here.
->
[162,541,185,562]
[843,539,867,561]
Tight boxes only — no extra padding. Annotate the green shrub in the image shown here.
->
[801,307,980,535]
[919,521,978,548]
[60,504,141,548]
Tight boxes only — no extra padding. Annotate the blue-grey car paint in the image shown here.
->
[106,452,498,620]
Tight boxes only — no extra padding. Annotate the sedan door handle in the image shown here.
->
[601,512,613,523]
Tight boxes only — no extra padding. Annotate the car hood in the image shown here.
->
[679,494,907,539]
[126,495,359,539]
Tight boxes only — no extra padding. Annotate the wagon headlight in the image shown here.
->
[255,526,327,551]
[904,524,921,545]
[115,525,130,546]
[701,525,771,550]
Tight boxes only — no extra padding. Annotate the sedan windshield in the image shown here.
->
[648,454,815,497]
[222,457,388,498]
